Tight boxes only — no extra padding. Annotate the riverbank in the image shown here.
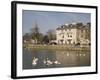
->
[24,44,90,51]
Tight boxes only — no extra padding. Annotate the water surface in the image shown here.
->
[23,49,90,69]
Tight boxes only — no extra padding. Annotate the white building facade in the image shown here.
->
[56,23,90,45]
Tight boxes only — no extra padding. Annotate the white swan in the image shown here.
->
[66,53,70,56]
[32,57,38,66]
[54,60,61,64]
[83,54,86,56]
[44,58,61,65]
[79,54,82,56]
[44,58,53,65]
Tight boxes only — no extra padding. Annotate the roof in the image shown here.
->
[56,22,91,30]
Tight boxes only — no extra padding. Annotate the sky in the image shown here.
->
[22,10,91,35]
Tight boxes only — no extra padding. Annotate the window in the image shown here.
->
[67,34,69,37]
[81,30,83,33]
[62,35,64,38]
[70,35,72,37]
[65,29,67,31]
[81,35,83,38]
[69,29,71,31]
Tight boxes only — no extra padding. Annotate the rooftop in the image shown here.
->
[56,22,90,30]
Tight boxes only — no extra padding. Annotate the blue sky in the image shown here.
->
[22,10,90,35]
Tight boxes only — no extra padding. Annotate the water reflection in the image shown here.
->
[23,49,90,69]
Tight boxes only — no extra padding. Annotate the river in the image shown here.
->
[23,49,90,69]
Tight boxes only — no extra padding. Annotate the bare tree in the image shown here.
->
[47,29,56,41]
[30,22,46,44]
[30,22,41,44]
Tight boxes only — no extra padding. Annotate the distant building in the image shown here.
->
[56,22,90,45]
